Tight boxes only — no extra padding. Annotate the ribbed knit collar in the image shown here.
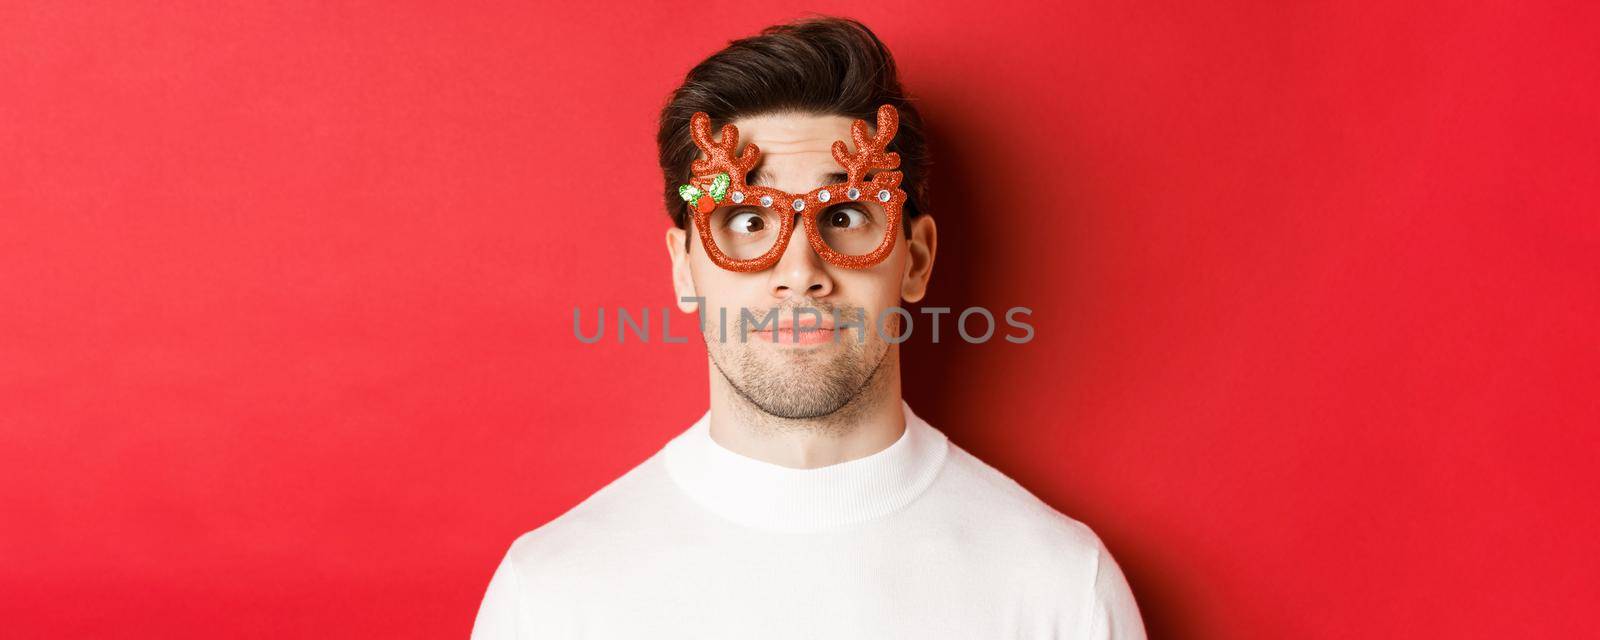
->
[662,400,950,533]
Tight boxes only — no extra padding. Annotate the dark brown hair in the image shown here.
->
[656,16,930,232]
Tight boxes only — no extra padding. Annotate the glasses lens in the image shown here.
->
[816,201,890,257]
[708,204,785,261]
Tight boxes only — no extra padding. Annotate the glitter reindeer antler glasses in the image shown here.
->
[679,104,907,272]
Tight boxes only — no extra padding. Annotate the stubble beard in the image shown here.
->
[704,303,895,424]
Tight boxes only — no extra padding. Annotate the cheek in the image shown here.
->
[864,244,912,297]
[689,267,768,314]
[833,268,904,311]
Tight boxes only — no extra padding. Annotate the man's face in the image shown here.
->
[667,111,933,420]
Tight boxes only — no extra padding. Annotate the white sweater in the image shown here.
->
[471,401,1146,639]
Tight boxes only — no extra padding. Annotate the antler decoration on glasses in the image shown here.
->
[680,113,761,214]
[831,104,901,184]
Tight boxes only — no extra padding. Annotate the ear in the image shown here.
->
[665,226,700,313]
[900,215,937,303]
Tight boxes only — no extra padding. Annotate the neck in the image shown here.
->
[707,349,905,469]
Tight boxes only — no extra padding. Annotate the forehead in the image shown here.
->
[731,111,856,154]
[720,111,865,190]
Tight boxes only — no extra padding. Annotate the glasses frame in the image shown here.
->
[681,104,907,272]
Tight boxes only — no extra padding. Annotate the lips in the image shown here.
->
[749,312,837,345]
[753,326,836,345]
[774,315,832,331]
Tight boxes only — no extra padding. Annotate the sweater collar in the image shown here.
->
[662,400,950,533]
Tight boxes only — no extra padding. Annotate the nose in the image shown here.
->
[769,216,833,300]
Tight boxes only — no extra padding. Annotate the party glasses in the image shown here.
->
[679,104,907,272]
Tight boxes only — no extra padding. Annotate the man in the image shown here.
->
[472,17,1146,639]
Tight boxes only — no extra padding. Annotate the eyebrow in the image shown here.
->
[748,169,850,188]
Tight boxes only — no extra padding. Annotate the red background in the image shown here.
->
[3,1,1596,637]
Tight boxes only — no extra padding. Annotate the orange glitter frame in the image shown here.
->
[682,104,907,272]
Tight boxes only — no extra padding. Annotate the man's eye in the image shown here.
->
[729,210,766,233]
[827,207,867,229]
